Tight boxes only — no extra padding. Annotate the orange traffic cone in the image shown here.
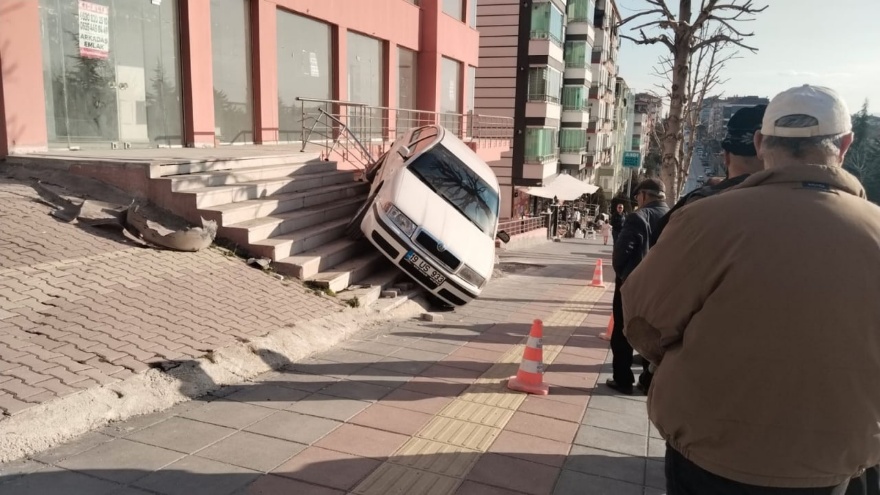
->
[508,319,550,395]
[598,315,613,341]
[589,259,606,288]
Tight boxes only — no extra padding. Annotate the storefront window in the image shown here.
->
[398,47,418,134]
[440,57,461,134]
[211,0,253,144]
[277,10,332,142]
[39,0,183,149]
[347,31,383,140]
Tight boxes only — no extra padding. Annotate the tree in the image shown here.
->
[844,101,880,203]
[619,0,768,205]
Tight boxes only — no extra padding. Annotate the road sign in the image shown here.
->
[622,151,641,168]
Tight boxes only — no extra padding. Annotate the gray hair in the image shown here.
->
[761,114,846,159]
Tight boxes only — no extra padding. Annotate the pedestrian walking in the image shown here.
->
[606,178,669,395]
[600,221,611,245]
[654,104,767,241]
[622,85,880,494]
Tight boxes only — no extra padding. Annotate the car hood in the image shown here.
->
[392,170,496,276]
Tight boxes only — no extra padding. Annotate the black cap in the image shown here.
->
[721,105,766,157]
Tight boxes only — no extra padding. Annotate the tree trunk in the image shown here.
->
[661,29,691,206]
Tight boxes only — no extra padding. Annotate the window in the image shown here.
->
[467,66,476,113]
[527,68,562,104]
[211,0,253,144]
[443,0,464,21]
[440,57,462,133]
[560,129,587,153]
[469,0,477,27]
[562,86,588,110]
[398,47,418,133]
[348,32,384,139]
[564,42,589,68]
[277,11,332,141]
[524,127,558,163]
[567,0,593,23]
[530,3,564,45]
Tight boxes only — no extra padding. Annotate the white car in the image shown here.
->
[348,125,509,307]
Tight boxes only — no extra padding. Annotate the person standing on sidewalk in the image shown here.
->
[653,104,767,241]
[622,84,880,493]
[610,202,626,245]
[606,178,669,395]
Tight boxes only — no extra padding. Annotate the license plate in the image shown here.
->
[404,251,446,286]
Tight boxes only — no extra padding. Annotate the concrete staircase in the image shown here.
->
[152,153,389,292]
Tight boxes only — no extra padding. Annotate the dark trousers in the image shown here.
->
[666,444,852,495]
[611,278,651,386]
[846,466,880,495]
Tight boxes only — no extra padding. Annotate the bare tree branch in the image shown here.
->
[692,33,757,53]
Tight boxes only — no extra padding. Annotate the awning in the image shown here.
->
[517,173,599,201]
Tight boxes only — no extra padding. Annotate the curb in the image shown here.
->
[0,300,427,463]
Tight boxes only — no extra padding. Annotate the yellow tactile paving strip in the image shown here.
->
[352,284,608,495]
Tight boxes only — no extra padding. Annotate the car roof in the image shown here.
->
[434,127,501,191]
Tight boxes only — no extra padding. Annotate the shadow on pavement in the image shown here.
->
[0,449,665,495]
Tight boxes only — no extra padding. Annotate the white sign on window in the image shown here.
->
[309,52,320,78]
[78,1,110,59]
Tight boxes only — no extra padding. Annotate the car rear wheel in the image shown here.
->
[364,151,387,183]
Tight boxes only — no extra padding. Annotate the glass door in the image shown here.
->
[39,0,184,149]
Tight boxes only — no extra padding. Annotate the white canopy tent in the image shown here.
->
[516,173,599,201]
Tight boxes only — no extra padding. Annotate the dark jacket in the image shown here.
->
[653,174,750,243]
[610,211,626,236]
[612,200,670,281]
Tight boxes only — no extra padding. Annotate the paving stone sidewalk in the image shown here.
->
[0,179,344,417]
[0,238,666,495]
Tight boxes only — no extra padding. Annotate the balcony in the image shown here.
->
[562,86,588,111]
[524,127,559,164]
[530,30,562,47]
[567,0,594,23]
[564,41,590,69]
[531,2,565,47]
[559,129,588,154]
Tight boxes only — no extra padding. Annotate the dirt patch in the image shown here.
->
[494,262,547,278]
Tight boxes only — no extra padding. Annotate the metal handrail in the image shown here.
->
[497,216,547,236]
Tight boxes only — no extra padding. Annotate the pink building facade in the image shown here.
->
[0,0,481,158]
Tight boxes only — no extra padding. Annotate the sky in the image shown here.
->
[615,0,880,115]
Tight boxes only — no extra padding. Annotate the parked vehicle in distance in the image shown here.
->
[348,125,509,307]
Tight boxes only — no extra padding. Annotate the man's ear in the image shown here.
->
[838,132,854,161]
[754,131,765,159]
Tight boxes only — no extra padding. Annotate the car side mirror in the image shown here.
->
[397,145,412,160]
[496,231,511,244]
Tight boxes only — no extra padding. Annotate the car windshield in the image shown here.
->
[407,144,500,236]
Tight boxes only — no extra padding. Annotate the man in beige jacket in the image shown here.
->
[622,84,880,493]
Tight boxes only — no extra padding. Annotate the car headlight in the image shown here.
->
[381,201,417,237]
[458,265,486,289]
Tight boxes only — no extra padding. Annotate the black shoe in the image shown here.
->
[605,378,633,395]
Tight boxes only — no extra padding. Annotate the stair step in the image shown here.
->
[248,217,350,260]
[220,196,366,245]
[156,152,324,177]
[307,250,387,294]
[166,161,338,192]
[182,170,359,209]
[200,181,369,226]
[337,264,404,309]
[273,238,371,279]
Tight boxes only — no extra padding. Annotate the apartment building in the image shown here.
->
[706,95,770,138]
[476,0,615,218]
[586,0,621,179]
[595,76,631,193]
[0,0,480,157]
[631,92,662,158]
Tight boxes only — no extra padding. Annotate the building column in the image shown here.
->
[333,25,348,102]
[417,0,442,114]
[180,0,215,147]
[0,0,48,155]
[385,42,397,138]
[252,0,278,144]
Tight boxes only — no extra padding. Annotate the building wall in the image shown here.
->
[0,0,481,156]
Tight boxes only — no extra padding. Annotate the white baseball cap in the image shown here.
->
[761,85,852,138]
